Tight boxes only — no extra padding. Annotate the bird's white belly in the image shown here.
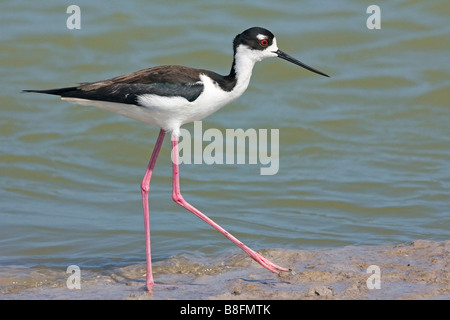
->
[61,97,164,128]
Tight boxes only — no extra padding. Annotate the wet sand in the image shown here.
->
[1,240,448,300]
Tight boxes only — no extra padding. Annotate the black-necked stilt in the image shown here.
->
[24,27,329,292]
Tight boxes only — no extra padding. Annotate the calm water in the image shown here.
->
[1,0,449,271]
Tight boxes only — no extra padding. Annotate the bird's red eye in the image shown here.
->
[260,39,269,47]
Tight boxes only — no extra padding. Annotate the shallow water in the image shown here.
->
[1,0,449,291]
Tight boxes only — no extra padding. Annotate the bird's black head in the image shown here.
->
[233,27,329,77]
[233,27,275,52]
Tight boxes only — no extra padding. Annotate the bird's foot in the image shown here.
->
[247,249,290,273]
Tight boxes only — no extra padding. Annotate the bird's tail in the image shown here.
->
[22,86,78,96]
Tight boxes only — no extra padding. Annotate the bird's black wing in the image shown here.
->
[23,65,206,104]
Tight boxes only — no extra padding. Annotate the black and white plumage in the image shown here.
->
[24,27,329,291]
[24,27,328,137]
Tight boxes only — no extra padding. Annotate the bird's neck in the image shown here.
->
[227,48,258,94]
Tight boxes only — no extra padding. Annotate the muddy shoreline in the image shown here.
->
[1,240,448,299]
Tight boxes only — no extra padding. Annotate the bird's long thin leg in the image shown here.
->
[141,129,166,291]
[170,135,289,274]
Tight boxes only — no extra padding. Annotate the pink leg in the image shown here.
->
[171,135,289,274]
[141,129,165,291]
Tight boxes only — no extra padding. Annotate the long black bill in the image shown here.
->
[275,50,329,77]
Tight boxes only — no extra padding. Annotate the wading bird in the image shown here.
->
[24,27,329,291]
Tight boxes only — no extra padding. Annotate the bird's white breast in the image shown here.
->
[137,73,251,136]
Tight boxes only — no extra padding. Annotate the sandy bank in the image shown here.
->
[1,240,448,299]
